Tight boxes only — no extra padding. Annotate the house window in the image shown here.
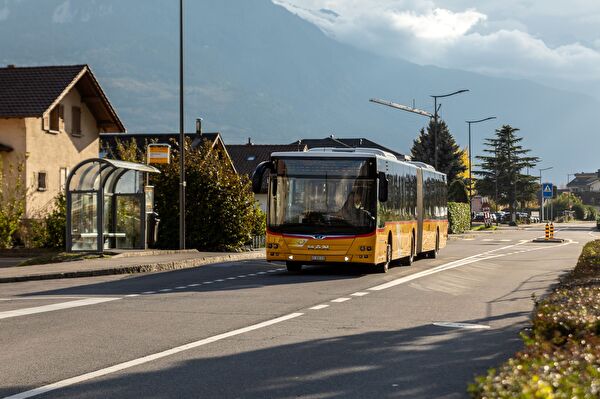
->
[72,106,82,136]
[38,171,47,191]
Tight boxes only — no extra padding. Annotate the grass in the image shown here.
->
[17,252,111,266]
[471,225,498,231]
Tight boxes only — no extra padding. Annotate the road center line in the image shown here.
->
[331,297,351,303]
[0,298,121,320]
[368,239,573,291]
[3,312,304,399]
[309,304,329,310]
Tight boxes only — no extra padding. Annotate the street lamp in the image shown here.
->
[539,166,553,221]
[431,89,469,170]
[179,0,186,249]
[466,116,496,227]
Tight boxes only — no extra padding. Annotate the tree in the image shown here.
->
[0,158,25,248]
[411,119,466,183]
[474,125,539,218]
[155,139,259,250]
[448,179,469,203]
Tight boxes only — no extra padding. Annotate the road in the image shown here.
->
[0,223,596,398]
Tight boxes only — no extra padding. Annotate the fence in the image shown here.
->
[251,235,265,249]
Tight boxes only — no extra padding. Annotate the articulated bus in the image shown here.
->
[252,147,448,273]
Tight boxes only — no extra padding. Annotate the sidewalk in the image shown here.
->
[0,250,265,283]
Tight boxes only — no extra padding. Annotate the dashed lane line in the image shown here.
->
[309,304,330,310]
[351,292,369,297]
[331,297,351,303]
[4,312,304,399]
[0,298,121,320]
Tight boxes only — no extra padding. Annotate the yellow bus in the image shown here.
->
[252,147,447,273]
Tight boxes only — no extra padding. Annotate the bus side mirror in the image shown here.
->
[251,161,274,194]
[378,172,388,202]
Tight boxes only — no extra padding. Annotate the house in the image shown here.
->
[292,135,409,160]
[567,170,600,205]
[0,64,124,217]
[100,131,235,172]
[226,138,307,210]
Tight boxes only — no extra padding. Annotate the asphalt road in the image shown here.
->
[1,223,597,399]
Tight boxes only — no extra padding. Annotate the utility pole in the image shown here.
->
[179,0,186,249]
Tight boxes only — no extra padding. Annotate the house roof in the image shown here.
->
[567,172,600,188]
[0,64,125,132]
[293,136,407,160]
[226,143,306,177]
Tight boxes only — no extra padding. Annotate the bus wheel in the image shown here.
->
[286,262,302,272]
[377,243,391,273]
[429,230,440,259]
[402,234,415,266]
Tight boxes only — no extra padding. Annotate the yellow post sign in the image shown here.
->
[147,144,170,164]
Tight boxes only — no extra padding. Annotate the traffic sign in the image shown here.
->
[147,144,171,164]
[542,182,553,199]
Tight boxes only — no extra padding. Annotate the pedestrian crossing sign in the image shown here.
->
[542,182,553,198]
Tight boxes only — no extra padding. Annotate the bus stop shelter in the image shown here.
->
[66,158,160,253]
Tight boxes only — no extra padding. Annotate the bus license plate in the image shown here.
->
[312,255,326,261]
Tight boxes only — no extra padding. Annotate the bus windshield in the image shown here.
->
[268,158,376,235]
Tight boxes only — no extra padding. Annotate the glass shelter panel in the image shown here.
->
[70,193,98,251]
[115,195,143,249]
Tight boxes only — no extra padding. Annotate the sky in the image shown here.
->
[272,0,600,97]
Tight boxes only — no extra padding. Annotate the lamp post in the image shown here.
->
[431,89,469,170]
[539,166,553,221]
[466,116,496,227]
[179,0,186,249]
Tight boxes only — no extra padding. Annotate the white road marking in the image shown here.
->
[215,279,225,282]
[0,298,121,320]
[4,313,304,399]
[309,304,330,310]
[331,297,351,303]
[247,274,257,276]
[433,322,490,329]
[175,286,187,289]
[226,277,236,280]
[481,239,493,241]
[0,296,94,301]
[203,282,213,284]
[266,270,277,273]
[351,292,369,297]
[462,238,475,241]
[257,272,267,275]
[188,284,200,287]
[159,289,172,292]
[125,294,140,298]
[142,291,155,295]
[237,275,247,278]
[368,239,574,291]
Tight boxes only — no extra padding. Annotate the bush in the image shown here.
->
[0,160,25,248]
[571,240,600,279]
[469,337,600,398]
[586,206,597,221]
[572,203,588,220]
[250,206,266,237]
[448,202,470,234]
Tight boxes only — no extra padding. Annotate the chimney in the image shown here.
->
[247,137,253,146]
[7,64,15,68]
[195,118,202,135]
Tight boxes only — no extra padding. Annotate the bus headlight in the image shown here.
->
[288,255,294,260]
[344,256,350,262]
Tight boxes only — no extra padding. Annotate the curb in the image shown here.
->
[0,251,265,284]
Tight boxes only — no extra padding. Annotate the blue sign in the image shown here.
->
[542,182,553,199]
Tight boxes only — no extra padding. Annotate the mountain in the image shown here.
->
[0,0,597,184]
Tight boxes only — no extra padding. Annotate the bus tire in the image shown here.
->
[402,233,415,266]
[377,243,391,273]
[429,230,440,259]
[286,262,302,272]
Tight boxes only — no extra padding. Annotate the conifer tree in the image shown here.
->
[411,119,466,183]
[474,125,539,218]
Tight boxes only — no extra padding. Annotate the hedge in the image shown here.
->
[448,202,470,234]
[469,240,600,398]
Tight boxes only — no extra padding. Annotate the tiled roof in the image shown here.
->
[226,144,305,177]
[0,65,85,117]
[567,173,599,187]
[293,137,406,159]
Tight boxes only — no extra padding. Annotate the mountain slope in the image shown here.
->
[0,0,596,183]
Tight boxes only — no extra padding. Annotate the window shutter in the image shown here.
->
[58,105,65,132]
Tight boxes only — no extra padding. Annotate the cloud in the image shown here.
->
[52,0,74,24]
[272,0,600,88]
[0,0,9,21]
